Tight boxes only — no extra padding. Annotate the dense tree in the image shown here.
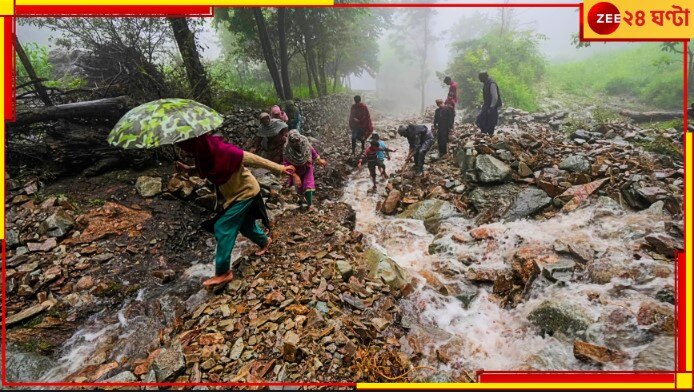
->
[167,17,212,105]
[447,30,546,111]
[19,18,174,99]
[214,7,383,98]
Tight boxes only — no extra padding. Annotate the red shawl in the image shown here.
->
[349,103,374,138]
[177,134,244,186]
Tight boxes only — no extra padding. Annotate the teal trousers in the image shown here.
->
[214,198,267,275]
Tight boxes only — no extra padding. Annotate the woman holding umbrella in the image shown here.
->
[176,134,295,286]
[108,99,295,287]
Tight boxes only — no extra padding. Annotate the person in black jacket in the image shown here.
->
[433,98,455,157]
[475,71,502,136]
[398,124,434,174]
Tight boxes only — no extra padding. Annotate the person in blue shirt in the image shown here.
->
[358,136,396,190]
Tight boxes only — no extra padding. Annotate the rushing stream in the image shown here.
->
[6,117,675,382]
[340,120,675,374]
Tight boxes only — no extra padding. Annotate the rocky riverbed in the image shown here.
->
[3,95,683,385]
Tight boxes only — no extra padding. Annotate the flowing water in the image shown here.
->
[340,122,675,374]
[5,240,257,383]
[6,118,675,381]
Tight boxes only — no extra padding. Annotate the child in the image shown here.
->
[358,138,396,191]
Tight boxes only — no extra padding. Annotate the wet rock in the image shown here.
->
[306,308,326,329]
[341,293,365,310]
[528,300,593,338]
[656,286,674,304]
[283,331,301,362]
[6,230,20,248]
[636,187,666,204]
[634,336,675,370]
[637,301,674,335]
[381,189,402,215]
[588,307,652,348]
[194,194,217,210]
[455,286,479,309]
[475,155,512,183]
[106,371,137,382]
[335,260,353,281]
[39,238,57,252]
[542,260,575,282]
[152,269,176,284]
[229,338,244,360]
[559,155,590,173]
[587,258,628,284]
[466,266,509,282]
[363,248,408,291]
[645,234,682,257]
[92,253,115,263]
[152,345,185,381]
[518,161,533,177]
[469,184,521,213]
[38,209,75,237]
[571,129,591,141]
[397,199,456,222]
[512,246,559,286]
[75,276,94,291]
[371,318,389,332]
[503,187,551,221]
[135,176,162,198]
[573,340,625,365]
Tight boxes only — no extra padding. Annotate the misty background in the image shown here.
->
[16,3,683,114]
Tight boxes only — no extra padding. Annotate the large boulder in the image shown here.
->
[475,155,512,183]
[469,184,521,214]
[135,176,162,198]
[528,299,593,338]
[503,187,551,221]
[558,155,590,173]
[38,209,75,237]
[363,248,407,291]
[397,199,458,234]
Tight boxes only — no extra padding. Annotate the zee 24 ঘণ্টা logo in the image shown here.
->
[587,1,691,36]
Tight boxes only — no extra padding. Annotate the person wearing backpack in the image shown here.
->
[475,71,502,136]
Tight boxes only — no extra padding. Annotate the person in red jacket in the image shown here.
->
[443,76,457,109]
[348,95,374,156]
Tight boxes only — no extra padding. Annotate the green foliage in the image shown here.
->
[547,44,682,109]
[591,106,622,125]
[16,43,86,90]
[447,31,546,111]
[636,134,682,159]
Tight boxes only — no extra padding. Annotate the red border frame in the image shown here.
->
[2,2,690,388]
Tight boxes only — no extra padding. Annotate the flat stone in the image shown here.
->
[559,155,590,173]
[573,341,625,365]
[335,260,353,282]
[152,345,185,382]
[475,154,512,183]
[503,187,551,221]
[135,176,162,198]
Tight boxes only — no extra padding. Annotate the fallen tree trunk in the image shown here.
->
[618,109,683,122]
[12,96,132,125]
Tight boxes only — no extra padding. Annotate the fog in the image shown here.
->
[17,2,643,113]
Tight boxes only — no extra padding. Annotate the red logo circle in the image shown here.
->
[587,2,621,35]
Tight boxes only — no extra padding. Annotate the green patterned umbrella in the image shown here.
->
[108,98,224,149]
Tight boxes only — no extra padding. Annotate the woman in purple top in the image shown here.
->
[283,130,327,211]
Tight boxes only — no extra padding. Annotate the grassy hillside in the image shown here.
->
[547,44,683,110]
